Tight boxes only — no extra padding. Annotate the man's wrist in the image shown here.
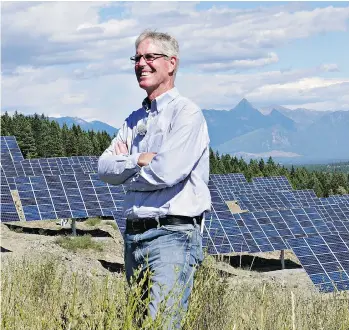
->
[125,152,142,171]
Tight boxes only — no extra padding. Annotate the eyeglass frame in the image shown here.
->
[130,53,169,64]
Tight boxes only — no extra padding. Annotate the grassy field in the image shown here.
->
[2,253,349,330]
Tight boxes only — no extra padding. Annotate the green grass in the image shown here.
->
[55,234,104,252]
[1,255,349,330]
[85,218,102,227]
[104,220,117,230]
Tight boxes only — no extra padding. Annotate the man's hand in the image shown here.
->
[137,152,157,167]
[115,141,128,155]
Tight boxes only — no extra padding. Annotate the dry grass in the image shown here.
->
[1,254,349,330]
[55,234,104,252]
[84,218,102,227]
[104,220,118,230]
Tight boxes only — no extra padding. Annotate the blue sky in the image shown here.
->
[2,1,349,127]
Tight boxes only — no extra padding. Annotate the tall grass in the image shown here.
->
[1,254,349,330]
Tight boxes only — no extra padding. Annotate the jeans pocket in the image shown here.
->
[159,229,191,265]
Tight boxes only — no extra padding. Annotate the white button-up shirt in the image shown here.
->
[98,87,211,219]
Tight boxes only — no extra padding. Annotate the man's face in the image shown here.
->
[134,38,175,96]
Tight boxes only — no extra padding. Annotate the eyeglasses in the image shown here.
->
[130,53,168,64]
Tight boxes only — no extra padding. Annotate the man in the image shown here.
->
[98,30,211,327]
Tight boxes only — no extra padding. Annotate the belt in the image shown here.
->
[125,214,203,234]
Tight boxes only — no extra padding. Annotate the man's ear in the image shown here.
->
[168,56,177,74]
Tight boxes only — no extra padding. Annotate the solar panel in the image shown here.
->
[203,181,248,255]
[1,136,25,188]
[17,158,97,177]
[232,207,332,253]
[1,136,24,162]
[315,203,349,234]
[89,173,125,217]
[234,192,302,212]
[0,168,20,222]
[210,173,247,184]
[252,176,293,191]
[321,194,349,204]
[287,233,349,292]
[14,173,123,221]
[15,176,57,220]
[112,209,127,233]
[276,189,317,200]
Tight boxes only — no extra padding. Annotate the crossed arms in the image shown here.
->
[98,108,209,192]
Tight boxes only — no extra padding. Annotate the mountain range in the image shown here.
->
[49,116,118,137]
[50,99,349,164]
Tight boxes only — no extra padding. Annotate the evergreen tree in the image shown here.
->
[48,121,64,157]
[1,111,13,135]
[35,119,52,157]
[13,116,38,158]
[307,173,324,197]
[258,158,265,173]
[249,159,263,177]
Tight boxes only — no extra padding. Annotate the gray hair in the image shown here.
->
[135,29,180,75]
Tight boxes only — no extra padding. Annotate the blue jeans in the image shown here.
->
[124,222,204,328]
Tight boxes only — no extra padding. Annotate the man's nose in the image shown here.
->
[138,55,147,66]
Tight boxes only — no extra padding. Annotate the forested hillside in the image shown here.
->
[1,112,348,197]
[1,112,112,158]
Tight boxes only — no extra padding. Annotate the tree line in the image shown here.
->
[210,149,349,197]
[1,112,348,197]
[1,112,112,158]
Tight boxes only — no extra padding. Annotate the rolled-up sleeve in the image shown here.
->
[124,106,209,191]
[98,121,141,185]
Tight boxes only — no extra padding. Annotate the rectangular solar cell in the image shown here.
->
[287,233,349,292]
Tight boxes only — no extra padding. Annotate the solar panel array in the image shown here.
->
[287,233,349,292]
[2,136,349,292]
[1,136,98,190]
[14,174,125,221]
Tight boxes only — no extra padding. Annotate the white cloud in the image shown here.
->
[320,63,340,72]
[1,2,349,126]
[196,52,279,72]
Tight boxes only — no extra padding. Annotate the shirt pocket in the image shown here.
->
[146,127,164,152]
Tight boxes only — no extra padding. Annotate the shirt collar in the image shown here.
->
[142,87,179,113]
